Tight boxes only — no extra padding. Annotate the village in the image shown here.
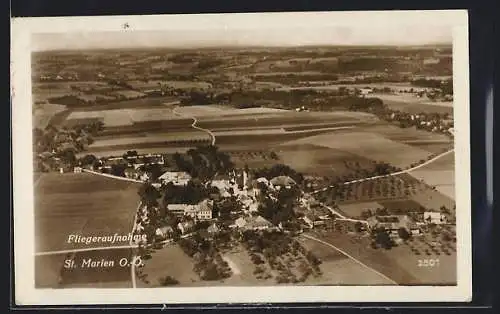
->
[59,145,453,258]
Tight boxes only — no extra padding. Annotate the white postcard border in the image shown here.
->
[11,10,471,305]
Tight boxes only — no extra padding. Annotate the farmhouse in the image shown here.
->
[367,215,420,235]
[159,171,191,186]
[132,154,165,169]
[360,87,373,95]
[423,211,447,224]
[233,215,274,231]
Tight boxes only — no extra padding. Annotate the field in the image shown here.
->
[306,230,456,285]
[276,144,377,178]
[137,244,199,287]
[66,107,183,127]
[378,199,424,212]
[34,172,141,288]
[337,202,382,218]
[372,94,453,115]
[127,80,212,91]
[407,152,455,200]
[33,103,67,129]
[283,131,432,169]
[298,236,394,285]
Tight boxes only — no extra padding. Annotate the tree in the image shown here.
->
[374,228,393,249]
[398,227,411,241]
[80,154,98,166]
[110,163,127,177]
[354,222,363,232]
[138,183,161,207]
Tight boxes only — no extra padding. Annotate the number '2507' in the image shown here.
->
[418,259,440,267]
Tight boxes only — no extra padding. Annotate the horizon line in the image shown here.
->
[33,42,453,53]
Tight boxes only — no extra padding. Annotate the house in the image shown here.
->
[73,166,83,173]
[207,223,220,234]
[423,211,447,224]
[367,215,420,236]
[211,179,232,197]
[167,200,213,221]
[194,199,213,220]
[155,226,174,239]
[233,215,274,231]
[360,87,373,95]
[159,171,191,186]
[124,167,138,179]
[177,221,194,234]
[269,176,296,189]
[167,204,188,217]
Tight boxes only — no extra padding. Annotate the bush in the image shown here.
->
[159,275,179,286]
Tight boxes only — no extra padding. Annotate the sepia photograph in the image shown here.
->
[12,10,471,305]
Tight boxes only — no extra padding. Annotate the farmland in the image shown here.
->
[297,237,394,285]
[305,230,455,285]
[34,173,141,288]
[31,45,456,288]
[283,131,432,169]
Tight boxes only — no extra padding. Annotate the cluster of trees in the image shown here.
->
[33,121,104,172]
[161,179,216,206]
[258,183,300,225]
[178,236,232,281]
[212,197,242,221]
[241,231,322,283]
[371,227,395,250]
[173,145,234,181]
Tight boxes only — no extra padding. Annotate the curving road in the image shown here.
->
[172,107,216,146]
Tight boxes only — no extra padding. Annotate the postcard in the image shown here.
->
[11,10,471,305]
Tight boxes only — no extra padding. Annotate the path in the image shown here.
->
[82,169,144,183]
[172,107,216,145]
[300,234,398,285]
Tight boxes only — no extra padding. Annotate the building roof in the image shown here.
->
[270,176,296,187]
[167,204,188,211]
[159,171,191,181]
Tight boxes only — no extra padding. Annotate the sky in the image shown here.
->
[30,13,455,51]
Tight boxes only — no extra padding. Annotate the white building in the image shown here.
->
[159,171,191,186]
[177,221,194,234]
[233,215,274,231]
[424,211,447,224]
[167,200,213,221]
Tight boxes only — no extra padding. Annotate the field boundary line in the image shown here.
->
[286,125,356,134]
[35,244,139,256]
[172,107,216,145]
[300,234,399,285]
[311,148,454,195]
[82,169,144,183]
